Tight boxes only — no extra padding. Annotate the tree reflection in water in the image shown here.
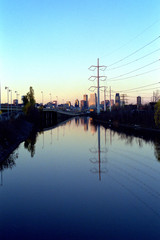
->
[90,119,160,163]
[154,140,160,162]
[0,150,18,171]
[0,150,19,186]
[24,132,38,158]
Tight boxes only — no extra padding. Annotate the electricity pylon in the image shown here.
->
[88,58,107,114]
[121,94,128,107]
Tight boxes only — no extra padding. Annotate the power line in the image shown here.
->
[128,96,151,98]
[112,82,160,93]
[101,19,160,59]
[108,67,160,82]
[108,59,159,80]
[120,86,160,93]
[108,48,160,71]
[108,36,160,67]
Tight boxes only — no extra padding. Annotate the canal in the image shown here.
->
[0,117,160,240]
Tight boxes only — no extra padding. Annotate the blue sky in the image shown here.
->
[0,0,160,104]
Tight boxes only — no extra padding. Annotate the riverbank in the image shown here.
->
[0,118,33,163]
[91,116,160,140]
[0,114,74,164]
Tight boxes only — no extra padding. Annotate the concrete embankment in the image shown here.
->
[0,119,33,163]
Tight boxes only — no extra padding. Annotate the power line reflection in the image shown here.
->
[89,125,107,181]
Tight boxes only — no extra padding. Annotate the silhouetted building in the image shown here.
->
[89,93,97,107]
[53,100,57,107]
[83,94,88,108]
[110,99,114,106]
[13,99,18,105]
[66,101,71,108]
[75,99,79,108]
[81,100,88,110]
[101,100,110,108]
[115,93,120,107]
[137,96,141,108]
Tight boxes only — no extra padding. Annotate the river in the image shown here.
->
[0,117,160,240]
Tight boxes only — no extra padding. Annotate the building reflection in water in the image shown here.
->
[1,117,160,188]
[89,125,107,181]
[75,117,79,127]
[81,117,89,131]
[90,121,97,135]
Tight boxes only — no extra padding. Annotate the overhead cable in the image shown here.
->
[108,67,160,82]
[108,48,160,70]
[108,59,159,80]
[121,86,160,93]
[101,19,160,58]
[112,82,160,93]
[108,36,160,67]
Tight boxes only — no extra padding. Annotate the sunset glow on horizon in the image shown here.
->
[0,0,160,105]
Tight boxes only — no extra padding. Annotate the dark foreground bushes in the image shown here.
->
[0,118,33,148]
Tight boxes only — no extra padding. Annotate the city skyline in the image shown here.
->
[0,0,160,104]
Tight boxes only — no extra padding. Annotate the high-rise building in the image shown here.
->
[101,100,110,108]
[89,93,97,107]
[83,94,88,101]
[83,94,88,108]
[75,99,79,108]
[137,96,141,108]
[115,93,120,106]
[110,99,114,106]
[13,99,18,105]
[81,100,88,110]
[53,100,57,107]
[66,101,71,107]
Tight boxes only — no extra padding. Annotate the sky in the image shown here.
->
[0,0,160,105]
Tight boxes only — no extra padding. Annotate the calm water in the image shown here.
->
[1,117,160,240]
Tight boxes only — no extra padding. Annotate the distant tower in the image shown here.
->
[66,101,71,107]
[83,94,88,108]
[110,99,114,106]
[137,96,141,108]
[89,93,97,107]
[75,99,79,108]
[115,93,120,107]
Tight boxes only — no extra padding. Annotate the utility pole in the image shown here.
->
[97,58,100,114]
[120,94,128,107]
[15,91,18,111]
[88,58,107,114]
[104,86,106,112]
[9,89,12,114]
[109,87,111,112]
[5,86,9,117]
[41,91,43,105]
[49,93,52,103]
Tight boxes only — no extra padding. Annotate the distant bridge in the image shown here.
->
[0,105,87,123]
[43,108,84,117]
[1,105,85,117]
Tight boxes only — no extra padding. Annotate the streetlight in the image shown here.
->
[41,91,43,105]
[15,91,18,111]
[49,93,52,103]
[56,96,58,108]
[9,89,12,114]
[5,86,9,117]
[0,82,1,113]
[17,94,19,107]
